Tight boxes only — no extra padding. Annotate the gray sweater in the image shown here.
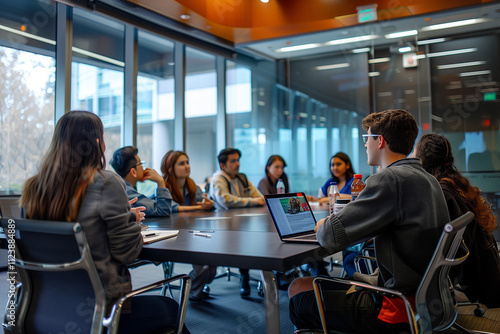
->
[317,158,450,292]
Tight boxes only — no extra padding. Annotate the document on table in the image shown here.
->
[141,230,179,244]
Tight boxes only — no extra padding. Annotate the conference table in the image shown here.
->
[139,205,330,333]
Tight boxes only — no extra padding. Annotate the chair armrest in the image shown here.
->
[354,255,377,274]
[104,274,191,334]
[312,277,418,334]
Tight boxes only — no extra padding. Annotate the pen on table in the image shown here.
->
[189,230,215,233]
[193,233,212,238]
[143,232,157,237]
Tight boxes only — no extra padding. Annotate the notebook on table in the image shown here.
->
[141,230,179,244]
[264,192,319,243]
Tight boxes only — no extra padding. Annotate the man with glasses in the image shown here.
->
[288,109,450,333]
[111,146,175,216]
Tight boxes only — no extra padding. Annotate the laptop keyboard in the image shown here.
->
[295,234,317,240]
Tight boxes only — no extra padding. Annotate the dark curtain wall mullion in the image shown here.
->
[55,3,72,122]
[123,23,137,147]
[174,41,185,151]
[216,57,226,159]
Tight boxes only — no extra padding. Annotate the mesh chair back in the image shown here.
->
[0,218,106,334]
[416,211,474,333]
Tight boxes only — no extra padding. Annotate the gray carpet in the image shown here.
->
[130,263,297,334]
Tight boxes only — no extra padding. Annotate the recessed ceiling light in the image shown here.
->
[426,48,477,58]
[315,63,350,70]
[398,46,413,53]
[385,30,417,39]
[260,0,269,2]
[417,38,446,45]
[352,47,371,53]
[459,70,491,77]
[437,61,485,70]
[368,57,390,64]
[421,18,490,31]
[324,35,377,46]
[180,14,190,20]
[275,43,321,53]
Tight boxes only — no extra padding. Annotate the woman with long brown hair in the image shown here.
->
[161,149,216,301]
[21,110,189,333]
[414,133,499,308]
[161,150,213,212]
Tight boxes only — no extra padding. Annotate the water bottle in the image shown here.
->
[328,182,340,215]
[276,179,285,194]
[351,174,366,201]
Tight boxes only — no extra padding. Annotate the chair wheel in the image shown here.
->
[473,306,485,317]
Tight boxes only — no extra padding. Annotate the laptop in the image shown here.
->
[264,192,319,243]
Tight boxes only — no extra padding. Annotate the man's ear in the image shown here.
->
[378,135,385,149]
[129,167,137,178]
[219,162,225,171]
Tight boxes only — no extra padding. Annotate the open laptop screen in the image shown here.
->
[265,193,317,237]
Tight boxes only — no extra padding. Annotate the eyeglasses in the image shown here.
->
[362,134,380,143]
[135,160,146,168]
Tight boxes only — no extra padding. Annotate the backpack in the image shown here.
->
[208,173,249,201]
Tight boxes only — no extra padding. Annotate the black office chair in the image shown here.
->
[310,212,494,334]
[0,217,191,334]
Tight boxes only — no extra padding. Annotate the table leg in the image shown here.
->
[260,270,280,333]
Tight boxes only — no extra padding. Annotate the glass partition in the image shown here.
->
[137,30,175,172]
[0,46,55,194]
[185,46,217,185]
[0,0,56,194]
[71,8,125,169]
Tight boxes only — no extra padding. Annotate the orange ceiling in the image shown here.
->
[128,0,497,44]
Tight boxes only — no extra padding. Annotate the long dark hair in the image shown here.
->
[161,150,198,205]
[415,134,497,234]
[329,152,354,182]
[21,110,106,221]
[265,155,289,193]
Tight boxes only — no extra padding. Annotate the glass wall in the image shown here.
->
[0,0,56,194]
[137,30,175,172]
[185,47,217,185]
[71,8,125,168]
[1,0,498,222]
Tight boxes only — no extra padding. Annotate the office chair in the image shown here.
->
[310,212,494,334]
[0,217,191,334]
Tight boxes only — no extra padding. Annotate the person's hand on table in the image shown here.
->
[314,216,328,232]
[129,197,146,223]
[306,195,318,202]
[197,194,214,211]
[256,197,265,206]
[318,197,330,205]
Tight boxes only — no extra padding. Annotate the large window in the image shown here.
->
[71,8,125,168]
[0,0,56,194]
[185,47,217,184]
[0,46,55,194]
[137,31,175,173]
